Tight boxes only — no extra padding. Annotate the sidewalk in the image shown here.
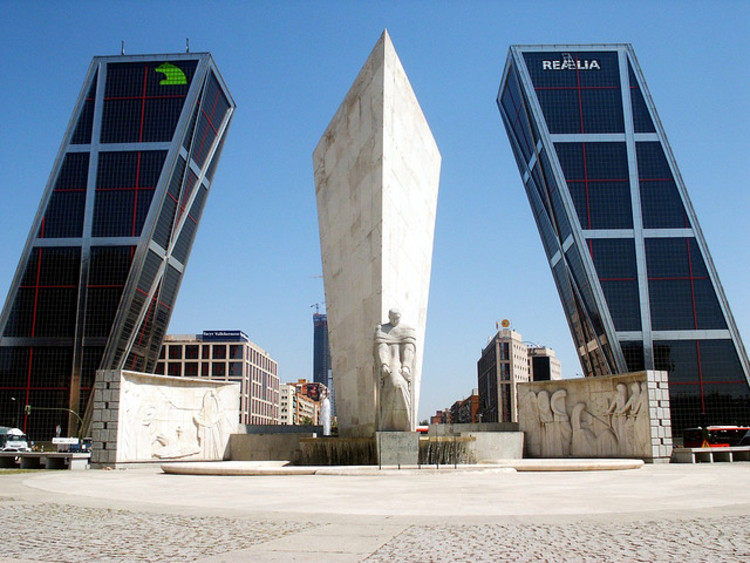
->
[2,462,749,561]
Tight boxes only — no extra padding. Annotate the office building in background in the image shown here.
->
[313,310,334,414]
[156,330,279,425]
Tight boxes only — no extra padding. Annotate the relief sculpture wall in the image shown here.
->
[518,371,672,461]
[91,370,239,465]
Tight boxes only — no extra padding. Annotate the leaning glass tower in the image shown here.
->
[497,44,749,433]
[0,53,235,439]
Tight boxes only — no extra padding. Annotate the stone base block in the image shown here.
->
[377,431,419,466]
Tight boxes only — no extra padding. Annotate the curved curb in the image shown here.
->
[161,459,643,476]
[161,461,316,476]
[479,458,645,471]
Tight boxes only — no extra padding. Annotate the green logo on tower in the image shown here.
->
[155,62,187,85]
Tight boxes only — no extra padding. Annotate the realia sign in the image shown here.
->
[542,54,601,71]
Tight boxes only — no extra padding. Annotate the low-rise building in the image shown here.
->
[279,379,329,425]
[279,384,296,425]
[430,409,450,424]
[450,389,480,424]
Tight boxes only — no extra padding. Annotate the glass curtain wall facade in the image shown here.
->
[0,53,235,439]
[497,44,749,434]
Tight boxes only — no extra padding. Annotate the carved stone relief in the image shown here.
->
[518,371,671,460]
[117,372,238,462]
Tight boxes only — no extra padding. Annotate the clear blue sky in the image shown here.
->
[1,1,748,422]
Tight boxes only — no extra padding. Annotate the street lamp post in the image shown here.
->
[10,397,19,428]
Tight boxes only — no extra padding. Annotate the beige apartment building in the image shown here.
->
[477,328,561,423]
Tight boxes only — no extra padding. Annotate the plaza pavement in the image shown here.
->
[1,461,749,562]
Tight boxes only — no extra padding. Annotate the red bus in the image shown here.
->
[682,426,750,448]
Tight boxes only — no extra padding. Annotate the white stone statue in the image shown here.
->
[374,308,416,431]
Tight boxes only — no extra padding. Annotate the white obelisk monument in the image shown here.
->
[313,30,441,438]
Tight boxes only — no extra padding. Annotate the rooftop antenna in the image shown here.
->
[186,37,190,53]
[121,40,125,55]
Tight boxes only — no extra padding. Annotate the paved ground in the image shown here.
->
[2,462,750,562]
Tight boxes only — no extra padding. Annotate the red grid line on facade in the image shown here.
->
[103,95,185,101]
[575,54,585,134]
[647,276,709,281]
[134,288,172,348]
[138,66,148,142]
[19,284,77,290]
[686,239,699,330]
[511,105,533,158]
[177,175,199,225]
[533,86,618,91]
[132,296,157,363]
[95,186,156,192]
[581,142,591,228]
[0,386,69,391]
[132,152,142,236]
[31,248,42,337]
[201,87,222,136]
[670,380,744,386]
[696,341,706,413]
[193,87,223,169]
[24,348,33,432]
[505,70,535,159]
[567,178,629,183]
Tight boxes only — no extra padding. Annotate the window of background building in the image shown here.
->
[212,363,226,377]
[213,345,226,359]
[184,362,198,377]
[167,363,181,377]
[185,345,199,359]
[168,345,182,360]
[229,362,243,377]
[229,344,243,359]
[501,364,511,381]
[201,363,209,376]
[202,344,210,359]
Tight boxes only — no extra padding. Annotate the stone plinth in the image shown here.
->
[377,431,419,466]
[314,30,440,438]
